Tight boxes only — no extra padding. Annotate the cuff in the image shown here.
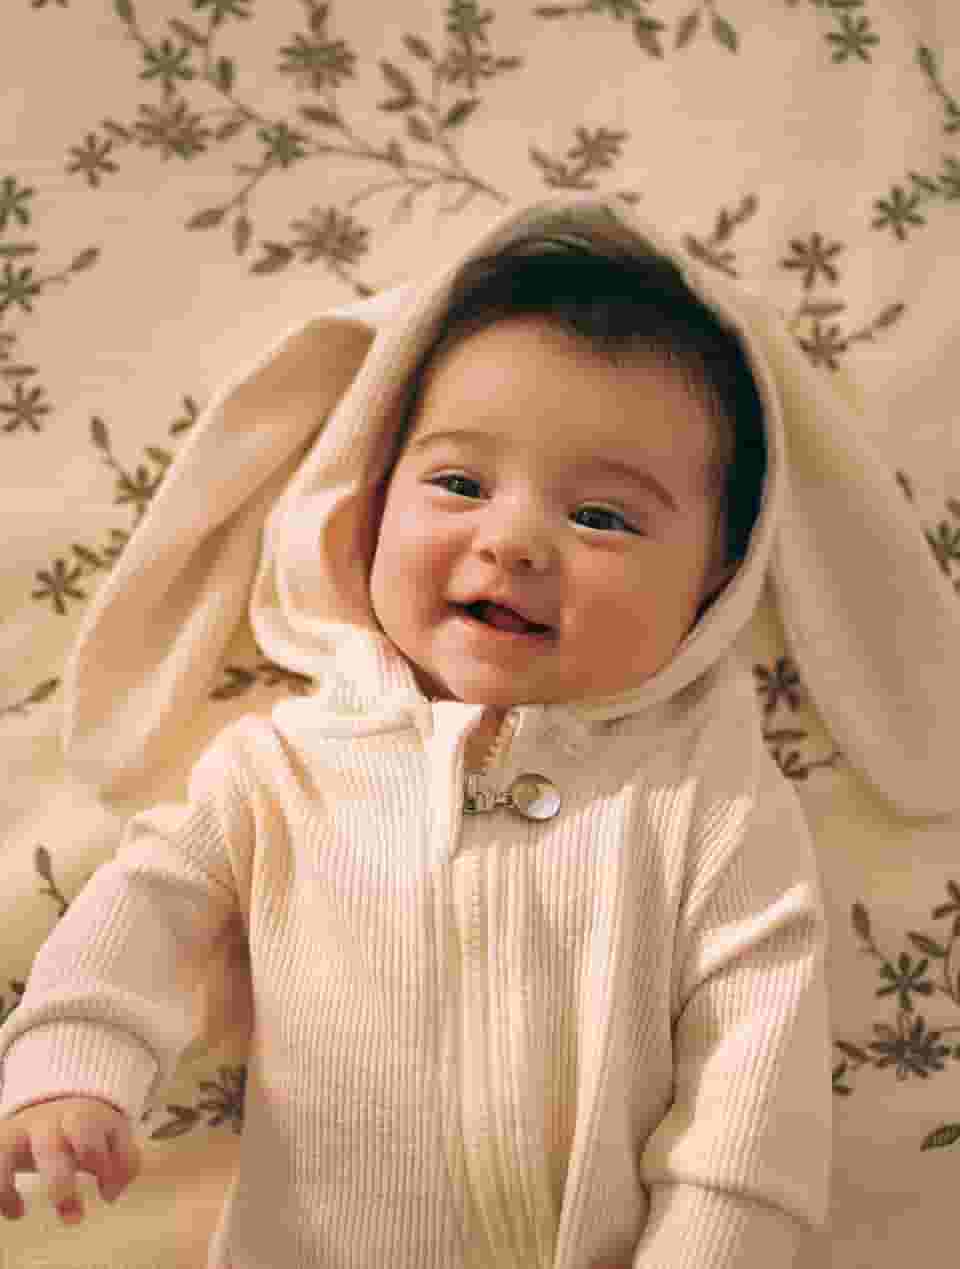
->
[0,1021,159,1124]
[633,1182,804,1269]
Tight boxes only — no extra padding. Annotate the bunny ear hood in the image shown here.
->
[62,193,960,819]
[248,197,782,716]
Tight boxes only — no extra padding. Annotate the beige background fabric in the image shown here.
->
[2,2,959,1266]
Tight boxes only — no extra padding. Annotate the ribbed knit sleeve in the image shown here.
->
[634,736,832,1269]
[0,725,249,1125]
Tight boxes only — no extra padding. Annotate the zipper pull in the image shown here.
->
[463,773,505,815]
[463,773,561,821]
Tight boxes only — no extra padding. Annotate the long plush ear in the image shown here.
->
[61,315,377,803]
[729,285,960,820]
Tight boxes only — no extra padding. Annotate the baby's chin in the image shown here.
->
[410,669,523,709]
[416,682,519,708]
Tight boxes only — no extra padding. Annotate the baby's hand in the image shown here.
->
[0,1095,141,1224]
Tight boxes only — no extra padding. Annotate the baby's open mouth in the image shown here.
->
[454,600,553,637]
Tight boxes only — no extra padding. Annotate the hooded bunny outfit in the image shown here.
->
[1,194,957,1269]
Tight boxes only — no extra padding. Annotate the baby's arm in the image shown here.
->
[632,749,832,1269]
[0,724,250,1127]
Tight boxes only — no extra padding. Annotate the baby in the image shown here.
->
[0,200,830,1269]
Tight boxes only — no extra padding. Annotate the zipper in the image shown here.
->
[462,711,562,823]
[478,709,516,775]
[463,775,511,815]
[449,707,558,1269]
[446,710,521,1266]
[462,709,518,815]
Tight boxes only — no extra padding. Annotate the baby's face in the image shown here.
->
[369,316,734,708]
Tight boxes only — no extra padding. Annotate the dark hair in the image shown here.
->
[391,221,766,569]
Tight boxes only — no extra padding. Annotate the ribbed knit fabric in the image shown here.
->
[0,657,831,1269]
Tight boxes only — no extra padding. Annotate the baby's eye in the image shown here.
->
[574,506,639,534]
[428,477,639,535]
[429,473,483,498]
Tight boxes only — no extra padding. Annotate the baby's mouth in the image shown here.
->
[454,600,553,637]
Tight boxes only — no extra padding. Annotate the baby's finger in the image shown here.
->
[0,1144,25,1220]
[102,1119,141,1199]
[64,1120,116,1201]
[28,1127,82,1218]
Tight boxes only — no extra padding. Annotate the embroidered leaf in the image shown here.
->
[403,34,434,61]
[187,207,227,230]
[69,247,100,273]
[633,16,666,58]
[832,1065,852,1096]
[907,932,947,959]
[714,207,734,242]
[73,544,105,569]
[299,105,342,128]
[102,118,133,141]
[676,11,699,48]
[114,0,134,21]
[216,116,248,142]
[443,99,479,129]
[379,60,416,103]
[27,678,59,705]
[872,302,905,330]
[150,1105,201,1140]
[921,1123,960,1151]
[145,447,173,466]
[406,114,433,144]
[216,57,236,93]
[852,901,872,942]
[90,416,110,451]
[251,242,295,274]
[712,14,738,52]
[835,1040,870,1061]
[909,171,940,195]
[800,301,846,318]
[169,19,207,47]
[915,45,936,75]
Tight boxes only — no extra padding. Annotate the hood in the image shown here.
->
[250,194,782,737]
[61,190,960,818]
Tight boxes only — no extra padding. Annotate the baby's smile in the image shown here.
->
[447,600,558,654]
[451,599,554,637]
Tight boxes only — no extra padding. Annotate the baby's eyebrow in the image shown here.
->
[410,427,679,514]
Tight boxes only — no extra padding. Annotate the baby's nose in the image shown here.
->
[476,506,553,571]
